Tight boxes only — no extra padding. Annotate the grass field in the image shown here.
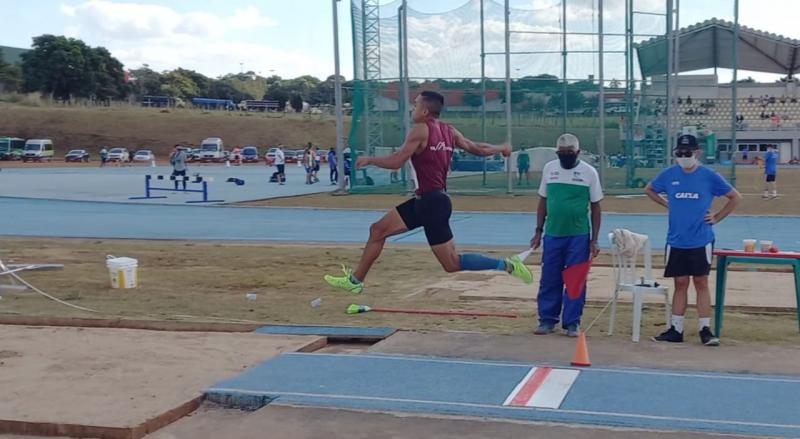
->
[1,104,621,160]
[0,103,346,157]
[1,238,797,345]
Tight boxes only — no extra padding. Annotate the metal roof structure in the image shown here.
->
[636,18,800,77]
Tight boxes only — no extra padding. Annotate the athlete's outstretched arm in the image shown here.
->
[452,128,511,158]
[356,123,427,170]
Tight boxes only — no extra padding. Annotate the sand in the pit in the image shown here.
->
[440,267,798,309]
[0,325,323,429]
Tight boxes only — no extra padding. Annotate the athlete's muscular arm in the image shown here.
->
[452,128,511,158]
[644,183,669,209]
[357,123,427,170]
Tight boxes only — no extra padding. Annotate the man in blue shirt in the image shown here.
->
[328,147,338,185]
[763,145,778,199]
[645,134,741,346]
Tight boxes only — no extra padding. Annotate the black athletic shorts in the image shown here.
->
[395,189,453,246]
[277,164,285,174]
[171,169,186,178]
[766,174,776,182]
[664,243,713,277]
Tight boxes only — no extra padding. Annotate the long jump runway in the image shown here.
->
[206,352,800,437]
[2,197,799,251]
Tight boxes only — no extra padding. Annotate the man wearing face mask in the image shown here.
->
[531,134,603,337]
[645,134,741,346]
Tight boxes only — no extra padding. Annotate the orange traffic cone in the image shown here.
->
[571,331,591,367]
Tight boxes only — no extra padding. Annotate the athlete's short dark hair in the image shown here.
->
[420,91,445,117]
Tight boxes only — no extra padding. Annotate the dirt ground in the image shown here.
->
[0,103,345,156]
[147,405,741,439]
[244,167,800,215]
[0,325,321,429]
[1,238,797,345]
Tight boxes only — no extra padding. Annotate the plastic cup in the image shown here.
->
[759,240,773,252]
[743,239,756,252]
[246,292,257,301]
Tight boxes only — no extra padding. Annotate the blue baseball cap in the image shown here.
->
[675,134,699,150]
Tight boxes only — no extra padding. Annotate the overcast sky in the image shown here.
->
[0,0,796,81]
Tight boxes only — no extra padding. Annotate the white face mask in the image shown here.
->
[676,156,697,169]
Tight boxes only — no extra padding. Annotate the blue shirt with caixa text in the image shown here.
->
[650,165,733,249]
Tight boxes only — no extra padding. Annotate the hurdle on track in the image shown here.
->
[129,174,224,203]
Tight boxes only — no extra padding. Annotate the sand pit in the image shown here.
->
[425,267,799,311]
[0,325,325,438]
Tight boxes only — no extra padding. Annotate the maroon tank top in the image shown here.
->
[412,119,455,195]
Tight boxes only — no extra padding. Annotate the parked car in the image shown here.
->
[241,146,259,163]
[22,139,54,162]
[184,148,201,162]
[64,149,90,162]
[107,147,129,162]
[133,149,155,161]
[284,150,299,164]
[0,137,25,160]
[198,137,226,162]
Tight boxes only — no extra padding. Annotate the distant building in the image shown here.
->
[0,45,29,65]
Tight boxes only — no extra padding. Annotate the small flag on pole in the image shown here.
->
[516,248,534,261]
[562,261,592,300]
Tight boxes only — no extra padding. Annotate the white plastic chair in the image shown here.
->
[608,232,671,342]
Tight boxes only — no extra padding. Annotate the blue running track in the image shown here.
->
[2,198,799,250]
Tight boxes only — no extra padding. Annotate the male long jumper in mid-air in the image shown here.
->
[324,91,533,294]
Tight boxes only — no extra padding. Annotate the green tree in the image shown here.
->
[462,90,483,108]
[20,35,126,100]
[500,89,525,105]
[169,68,211,96]
[310,75,340,105]
[263,75,289,109]
[129,65,163,96]
[517,74,560,93]
[208,79,253,101]
[218,72,266,101]
[160,70,199,100]
[289,93,304,112]
[21,35,89,100]
[82,46,127,100]
[547,89,586,110]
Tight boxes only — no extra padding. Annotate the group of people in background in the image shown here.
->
[270,142,351,188]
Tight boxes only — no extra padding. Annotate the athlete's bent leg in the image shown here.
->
[429,238,533,283]
[352,209,409,281]
[429,239,462,273]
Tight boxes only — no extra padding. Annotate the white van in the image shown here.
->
[198,137,227,162]
[22,139,54,162]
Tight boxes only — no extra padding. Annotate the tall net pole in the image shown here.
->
[665,0,673,166]
[730,0,739,186]
[561,0,568,135]
[480,0,487,186]
[401,1,415,192]
[625,0,634,187]
[332,0,346,193]
[504,0,513,194]
[598,0,606,184]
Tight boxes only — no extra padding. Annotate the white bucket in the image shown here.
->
[106,256,138,289]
